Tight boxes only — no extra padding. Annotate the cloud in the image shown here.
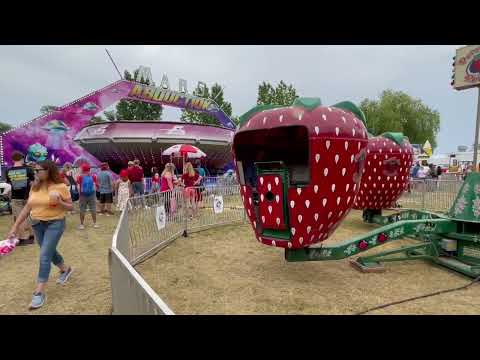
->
[0,45,476,153]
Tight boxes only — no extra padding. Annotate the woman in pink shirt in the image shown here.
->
[160,163,177,214]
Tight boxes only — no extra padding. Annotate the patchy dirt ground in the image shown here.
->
[136,210,480,315]
[0,212,118,314]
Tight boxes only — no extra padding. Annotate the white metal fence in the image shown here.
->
[396,179,462,213]
[110,183,245,315]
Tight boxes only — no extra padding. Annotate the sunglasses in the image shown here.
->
[34,168,47,173]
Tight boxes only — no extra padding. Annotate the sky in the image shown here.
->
[0,45,478,154]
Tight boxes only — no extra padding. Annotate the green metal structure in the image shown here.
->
[285,173,480,278]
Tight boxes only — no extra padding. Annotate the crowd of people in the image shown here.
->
[3,152,209,310]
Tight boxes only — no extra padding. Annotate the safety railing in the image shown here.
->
[110,183,246,315]
[109,203,174,315]
[396,179,462,213]
[185,184,245,234]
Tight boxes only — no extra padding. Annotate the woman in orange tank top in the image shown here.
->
[7,160,74,310]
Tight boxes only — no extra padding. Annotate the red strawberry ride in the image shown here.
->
[353,132,415,222]
[233,98,369,249]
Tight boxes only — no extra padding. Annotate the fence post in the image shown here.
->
[182,189,188,237]
[422,180,426,210]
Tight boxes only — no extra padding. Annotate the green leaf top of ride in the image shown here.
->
[238,97,367,129]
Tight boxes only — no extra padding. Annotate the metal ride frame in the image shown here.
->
[109,182,245,315]
[285,174,480,279]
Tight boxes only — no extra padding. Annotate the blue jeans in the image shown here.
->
[132,181,144,196]
[31,219,66,283]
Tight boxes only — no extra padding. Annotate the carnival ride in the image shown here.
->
[234,97,480,279]
[0,79,236,173]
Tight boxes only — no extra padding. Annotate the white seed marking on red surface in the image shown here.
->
[326,140,331,150]
[346,184,350,192]
[315,154,320,163]
[291,228,296,236]
[268,205,272,214]
[253,221,256,228]
[275,195,280,203]
[290,200,295,208]
[342,168,346,176]
[337,196,341,205]
[307,226,312,234]
[298,215,303,223]
[275,177,279,186]
[267,183,272,191]
[328,211,333,219]
[299,237,303,245]
[347,196,351,204]
[332,184,336,192]
[314,185,319,193]
[305,200,310,208]
[335,154,340,164]
[260,194,264,202]
[352,128,356,136]
[322,114,327,121]
[297,188,302,195]
[345,141,349,151]
[335,127,340,136]
[261,216,265,223]
[324,168,329,177]
[260,177,264,185]
[322,198,328,207]
[249,197,252,205]
[315,126,319,135]
[288,242,292,248]
[314,213,319,221]
[276,218,280,226]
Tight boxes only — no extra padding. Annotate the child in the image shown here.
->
[76,163,99,229]
[151,172,161,194]
[115,169,132,211]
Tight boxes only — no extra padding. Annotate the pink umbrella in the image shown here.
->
[162,144,206,172]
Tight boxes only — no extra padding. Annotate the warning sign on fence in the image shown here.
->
[213,195,224,214]
[155,205,166,230]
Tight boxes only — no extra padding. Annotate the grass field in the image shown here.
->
[1,204,479,315]
[136,210,480,315]
[0,212,118,314]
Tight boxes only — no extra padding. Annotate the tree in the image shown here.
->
[359,90,441,150]
[40,105,60,115]
[256,80,299,106]
[0,121,12,134]
[111,69,163,121]
[181,83,235,126]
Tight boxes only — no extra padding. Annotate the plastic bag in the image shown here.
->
[0,238,19,256]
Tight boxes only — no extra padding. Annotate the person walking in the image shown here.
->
[115,169,132,211]
[98,163,114,216]
[6,151,35,246]
[76,163,99,229]
[7,160,74,310]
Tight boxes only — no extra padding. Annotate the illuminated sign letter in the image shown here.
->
[152,87,164,101]
[178,79,188,94]
[160,74,170,90]
[135,66,154,85]
[129,84,144,97]
[142,86,155,100]
[197,81,207,97]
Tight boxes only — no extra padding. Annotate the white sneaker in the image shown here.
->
[93,224,100,229]
[78,224,85,230]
